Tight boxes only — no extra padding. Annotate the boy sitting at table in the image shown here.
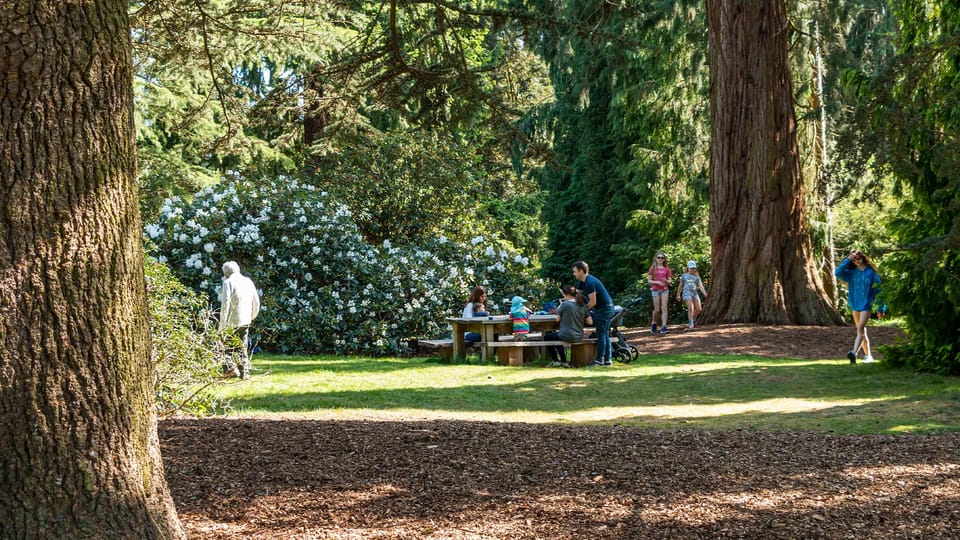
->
[509,296,533,340]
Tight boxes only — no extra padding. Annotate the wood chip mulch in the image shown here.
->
[160,324,960,539]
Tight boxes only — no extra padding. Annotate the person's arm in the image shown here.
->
[586,291,597,309]
[219,280,234,330]
[698,277,708,297]
[835,257,852,281]
[251,285,261,320]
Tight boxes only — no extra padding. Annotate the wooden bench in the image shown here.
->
[486,338,618,367]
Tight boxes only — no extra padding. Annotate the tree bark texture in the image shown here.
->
[702,0,843,325]
[0,1,184,538]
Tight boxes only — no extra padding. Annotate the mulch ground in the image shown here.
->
[160,324,960,539]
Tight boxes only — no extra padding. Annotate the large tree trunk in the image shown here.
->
[702,0,843,325]
[0,1,184,537]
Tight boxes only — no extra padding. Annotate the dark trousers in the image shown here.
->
[591,306,615,363]
[545,331,567,363]
[223,325,251,377]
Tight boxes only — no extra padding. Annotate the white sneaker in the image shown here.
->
[862,355,876,363]
[688,321,695,329]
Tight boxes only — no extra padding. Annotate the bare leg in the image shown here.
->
[854,310,872,358]
[691,297,702,319]
[851,310,871,358]
[659,294,669,328]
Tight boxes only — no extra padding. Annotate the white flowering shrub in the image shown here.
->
[147,174,546,354]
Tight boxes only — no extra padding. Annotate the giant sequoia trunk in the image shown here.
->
[0,1,184,537]
[702,0,843,325]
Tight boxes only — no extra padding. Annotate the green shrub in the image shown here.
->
[146,256,228,416]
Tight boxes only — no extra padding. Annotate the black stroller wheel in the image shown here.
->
[615,348,632,363]
[629,345,639,362]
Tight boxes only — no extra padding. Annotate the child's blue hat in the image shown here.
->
[510,296,528,311]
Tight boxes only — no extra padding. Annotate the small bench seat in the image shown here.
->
[486,337,618,367]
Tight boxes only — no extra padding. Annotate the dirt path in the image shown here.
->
[621,323,905,361]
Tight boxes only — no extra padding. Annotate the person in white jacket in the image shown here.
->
[219,261,260,379]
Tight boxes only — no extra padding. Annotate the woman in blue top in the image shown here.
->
[835,250,882,364]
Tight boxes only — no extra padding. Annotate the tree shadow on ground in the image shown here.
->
[161,418,960,539]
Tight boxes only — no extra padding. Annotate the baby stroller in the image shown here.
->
[610,298,643,363]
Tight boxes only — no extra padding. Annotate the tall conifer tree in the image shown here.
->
[0,1,184,535]
[702,0,843,324]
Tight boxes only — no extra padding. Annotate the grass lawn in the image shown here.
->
[209,353,960,435]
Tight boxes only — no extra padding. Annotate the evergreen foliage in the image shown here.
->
[132,1,552,268]
[131,0,356,219]
[839,1,960,374]
[526,0,709,292]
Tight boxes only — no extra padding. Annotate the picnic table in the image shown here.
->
[446,314,560,362]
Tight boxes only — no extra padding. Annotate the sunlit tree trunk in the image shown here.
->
[813,17,839,304]
[702,0,843,325]
[0,1,184,537]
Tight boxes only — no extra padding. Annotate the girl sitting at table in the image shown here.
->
[461,286,487,342]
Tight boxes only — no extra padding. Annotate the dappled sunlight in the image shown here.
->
[890,423,955,433]
[842,463,960,484]
[548,397,894,423]
[227,396,899,426]
[636,463,960,529]
[216,354,960,433]
[163,416,960,539]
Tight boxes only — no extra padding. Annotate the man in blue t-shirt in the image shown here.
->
[573,260,615,366]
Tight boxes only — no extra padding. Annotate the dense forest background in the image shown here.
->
[6,2,957,536]
[135,0,959,374]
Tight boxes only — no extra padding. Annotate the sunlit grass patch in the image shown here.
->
[210,353,960,434]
